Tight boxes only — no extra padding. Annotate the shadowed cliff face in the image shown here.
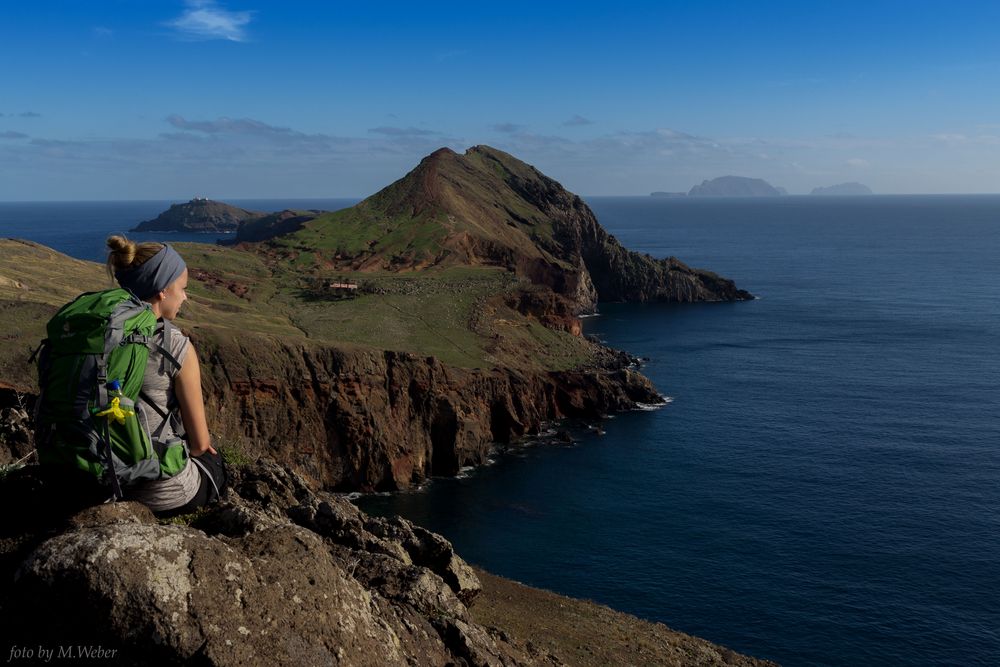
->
[476,147,755,304]
[1,327,659,492]
[258,145,752,313]
[195,330,660,491]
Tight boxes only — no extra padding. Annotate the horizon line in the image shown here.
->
[2,192,1000,204]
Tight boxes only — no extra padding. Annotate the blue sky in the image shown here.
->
[1,1,998,199]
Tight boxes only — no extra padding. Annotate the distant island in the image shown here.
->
[130,197,265,232]
[688,176,785,197]
[811,182,873,196]
[650,191,687,198]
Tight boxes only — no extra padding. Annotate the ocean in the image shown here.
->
[0,199,359,262]
[2,195,998,666]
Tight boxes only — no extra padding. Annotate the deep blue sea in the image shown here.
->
[2,195,998,666]
[0,199,359,262]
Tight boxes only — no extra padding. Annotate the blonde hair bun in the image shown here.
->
[106,235,163,278]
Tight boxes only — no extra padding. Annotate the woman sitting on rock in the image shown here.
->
[105,235,227,515]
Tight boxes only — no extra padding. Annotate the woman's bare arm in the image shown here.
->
[173,344,216,456]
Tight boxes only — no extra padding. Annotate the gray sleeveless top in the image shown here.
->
[125,321,201,511]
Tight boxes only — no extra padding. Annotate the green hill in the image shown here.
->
[249,146,752,313]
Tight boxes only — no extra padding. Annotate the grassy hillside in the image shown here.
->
[260,146,576,274]
[0,239,595,388]
[247,145,751,311]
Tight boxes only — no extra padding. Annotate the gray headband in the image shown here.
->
[115,244,187,300]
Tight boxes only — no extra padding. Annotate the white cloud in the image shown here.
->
[167,1,253,42]
[846,158,869,168]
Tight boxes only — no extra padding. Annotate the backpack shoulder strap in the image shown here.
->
[149,319,183,373]
[141,320,187,441]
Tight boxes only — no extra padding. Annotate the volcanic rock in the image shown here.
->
[0,461,553,666]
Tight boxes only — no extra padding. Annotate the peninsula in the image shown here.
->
[0,145,751,492]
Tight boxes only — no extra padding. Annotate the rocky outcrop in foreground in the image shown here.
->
[1,461,553,666]
[0,460,776,666]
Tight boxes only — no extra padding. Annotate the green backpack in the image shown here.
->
[34,288,188,498]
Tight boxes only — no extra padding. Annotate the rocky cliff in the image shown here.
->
[0,459,777,666]
[132,198,263,232]
[191,328,661,491]
[0,325,659,492]
[0,240,662,492]
[0,461,552,666]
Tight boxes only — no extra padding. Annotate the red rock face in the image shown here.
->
[194,333,660,492]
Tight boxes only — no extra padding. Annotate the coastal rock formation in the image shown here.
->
[0,143,754,493]
[0,460,776,666]
[131,198,263,232]
[810,182,873,196]
[688,176,784,197]
[0,320,661,492]
[255,146,752,313]
[193,329,662,491]
[0,240,664,493]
